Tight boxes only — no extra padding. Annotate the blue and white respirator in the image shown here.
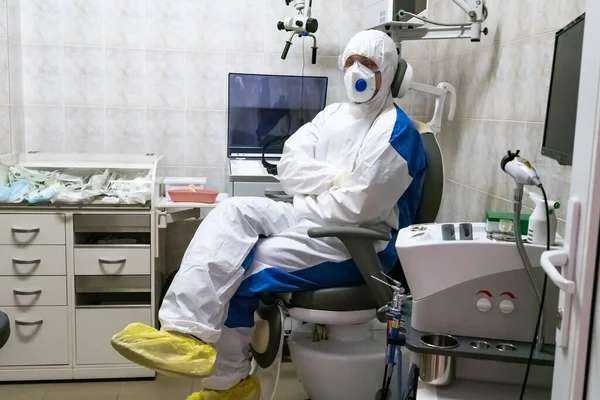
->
[344,62,380,103]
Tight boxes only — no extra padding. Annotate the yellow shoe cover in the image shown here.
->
[186,375,261,400]
[110,323,216,378]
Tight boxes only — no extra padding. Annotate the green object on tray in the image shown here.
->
[486,211,530,236]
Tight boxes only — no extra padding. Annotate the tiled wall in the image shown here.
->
[16,0,365,191]
[431,0,585,234]
[0,0,24,155]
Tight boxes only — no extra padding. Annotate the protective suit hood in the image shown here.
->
[342,30,399,112]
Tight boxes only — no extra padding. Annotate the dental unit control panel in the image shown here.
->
[395,222,561,389]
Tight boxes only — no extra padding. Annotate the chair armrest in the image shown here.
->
[307,227,390,241]
[307,226,393,308]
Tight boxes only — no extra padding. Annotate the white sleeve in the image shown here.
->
[302,124,417,226]
[277,104,342,196]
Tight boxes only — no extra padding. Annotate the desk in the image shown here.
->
[228,159,283,197]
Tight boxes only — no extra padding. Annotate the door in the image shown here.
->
[546,0,600,398]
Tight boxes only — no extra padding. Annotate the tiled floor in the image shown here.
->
[0,363,308,400]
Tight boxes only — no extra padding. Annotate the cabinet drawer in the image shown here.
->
[0,276,67,306]
[0,306,69,366]
[74,247,150,275]
[0,245,66,276]
[76,307,152,365]
[0,214,66,245]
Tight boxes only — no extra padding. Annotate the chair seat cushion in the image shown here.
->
[0,311,9,349]
[289,285,378,311]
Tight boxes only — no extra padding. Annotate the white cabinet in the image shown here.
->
[0,306,69,367]
[74,247,151,276]
[75,307,152,365]
[0,245,67,276]
[0,276,67,307]
[0,214,66,245]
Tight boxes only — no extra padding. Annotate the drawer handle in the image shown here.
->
[13,289,43,296]
[12,259,42,265]
[15,319,44,326]
[99,258,127,265]
[11,228,41,234]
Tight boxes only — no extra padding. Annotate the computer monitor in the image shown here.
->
[227,73,328,158]
[542,13,585,166]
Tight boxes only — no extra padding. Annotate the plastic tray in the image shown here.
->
[167,189,219,204]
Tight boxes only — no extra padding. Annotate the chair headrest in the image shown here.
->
[391,59,413,99]
[413,121,444,224]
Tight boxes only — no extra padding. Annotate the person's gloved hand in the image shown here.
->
[333,169,350,189]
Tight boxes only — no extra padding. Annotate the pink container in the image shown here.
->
[168,189,219,204]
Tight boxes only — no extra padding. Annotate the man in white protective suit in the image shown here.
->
[111,30,428,400]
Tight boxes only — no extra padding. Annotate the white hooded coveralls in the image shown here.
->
[159,30,428,390]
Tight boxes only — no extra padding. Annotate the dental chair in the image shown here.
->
[250,120,444,400]
[0,311,9,349]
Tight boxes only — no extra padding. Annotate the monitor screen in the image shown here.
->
[227,73,328,157]
[542,13,585,166]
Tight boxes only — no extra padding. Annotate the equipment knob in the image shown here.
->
[296,20,303,27]
[499,300,515,315]
[476,298,492,313]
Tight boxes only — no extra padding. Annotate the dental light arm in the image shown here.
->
[409,81,456,135]
[278,0,319,64]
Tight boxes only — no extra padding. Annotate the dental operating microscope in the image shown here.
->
[278,0,319,64]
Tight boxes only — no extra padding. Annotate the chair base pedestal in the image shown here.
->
[288,322,397,400]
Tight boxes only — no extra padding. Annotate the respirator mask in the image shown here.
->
[344,61,380,103]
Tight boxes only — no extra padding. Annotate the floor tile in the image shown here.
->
[0,383,49,400]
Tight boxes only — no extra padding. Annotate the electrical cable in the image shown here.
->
[519,185,551,400]
[399,4,488,27]
[398,10,470,27]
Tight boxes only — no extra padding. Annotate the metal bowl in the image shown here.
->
[496,343,517,352]
[470,340,491,349]
[420,333,459,349]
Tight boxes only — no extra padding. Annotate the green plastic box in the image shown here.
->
[485,211,530,236]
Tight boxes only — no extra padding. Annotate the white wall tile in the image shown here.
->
[145,109,185,166]
[186,110,227,168]
[527,32,554,123]
[24,106,65,152]
[10,106,24,152]
[64,46,105,106]
[21,0,61,44]
[185,166,227,192]
[105,0,145,49]
[186,1,227,52]
[65,106,106,153]
[0,40,8,104]
[225,52,267,75]
[0,105,9,153]
[23,45,63,105]
[306,0,342,57]
[6,0,21,42]
[146,50,186,109]
[227,0,266,53]
[106,108,145,153]
[105,48,145,107]
[340,0,362,53]
[8,40,22,104]
[146,0,186,50]
[186,51,226,110]
[62,0,104,46]
[0,0,7,39]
